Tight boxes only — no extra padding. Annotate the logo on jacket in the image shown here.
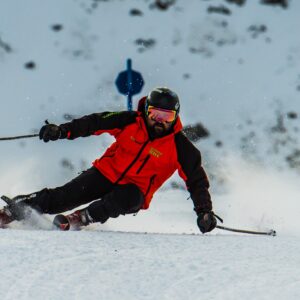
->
[149,147,162,158]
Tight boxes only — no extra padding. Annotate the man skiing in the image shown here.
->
[0,87,218,233]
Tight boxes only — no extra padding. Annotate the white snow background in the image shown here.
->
[0,0,300,299]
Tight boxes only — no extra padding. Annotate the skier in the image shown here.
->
[0,87,218,233]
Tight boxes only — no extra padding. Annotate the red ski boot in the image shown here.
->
[0,195,31,228]
[0,207,14,228]
[53,209,92,231]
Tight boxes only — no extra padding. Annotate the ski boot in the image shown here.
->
[0,195,31,228]
[0,207,14,228]
[53,209,92,231]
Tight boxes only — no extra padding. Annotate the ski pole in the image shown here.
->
[0,120,50,141]
[216,225,276,236]
[0,134,39,141]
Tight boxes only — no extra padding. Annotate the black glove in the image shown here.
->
[197,211,217,234]
[39,123,62,142]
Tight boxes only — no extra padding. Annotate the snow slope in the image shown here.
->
[0,0,300,299]
[0,230,299,300]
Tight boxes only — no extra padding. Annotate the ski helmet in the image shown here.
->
[145,87,180,119]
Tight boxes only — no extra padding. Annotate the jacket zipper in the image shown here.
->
[114,140,149,185]
[136,155,151,174]
[145,174,156,197]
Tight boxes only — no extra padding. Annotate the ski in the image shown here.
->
[1,195,13,205]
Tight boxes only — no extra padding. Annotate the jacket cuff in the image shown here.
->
[194,206,212,216]
[59,125,69,139]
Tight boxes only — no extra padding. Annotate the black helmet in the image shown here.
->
[145,87,180,116]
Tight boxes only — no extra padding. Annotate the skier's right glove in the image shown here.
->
[39,123,65,142]
[196,211,223,234]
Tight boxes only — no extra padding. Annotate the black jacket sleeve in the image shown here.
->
[58,111,138,140]
[175,132,212,213]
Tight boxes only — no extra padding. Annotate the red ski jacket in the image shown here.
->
[59,100,212,212]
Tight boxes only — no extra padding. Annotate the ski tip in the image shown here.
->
[1,195,12,204]
[269,229,276,236]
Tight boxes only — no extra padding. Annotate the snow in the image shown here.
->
[1,0,300,299]
[0,230,299,300]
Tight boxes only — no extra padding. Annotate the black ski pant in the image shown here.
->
[24,167,144,223]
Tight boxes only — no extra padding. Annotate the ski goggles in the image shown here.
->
[147,106,177,123]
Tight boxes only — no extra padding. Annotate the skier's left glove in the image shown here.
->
[196,211,222,234]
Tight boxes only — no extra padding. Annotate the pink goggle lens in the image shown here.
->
[147,106,176,123]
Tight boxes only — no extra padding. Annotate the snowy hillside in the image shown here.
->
[0,0,300,299]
